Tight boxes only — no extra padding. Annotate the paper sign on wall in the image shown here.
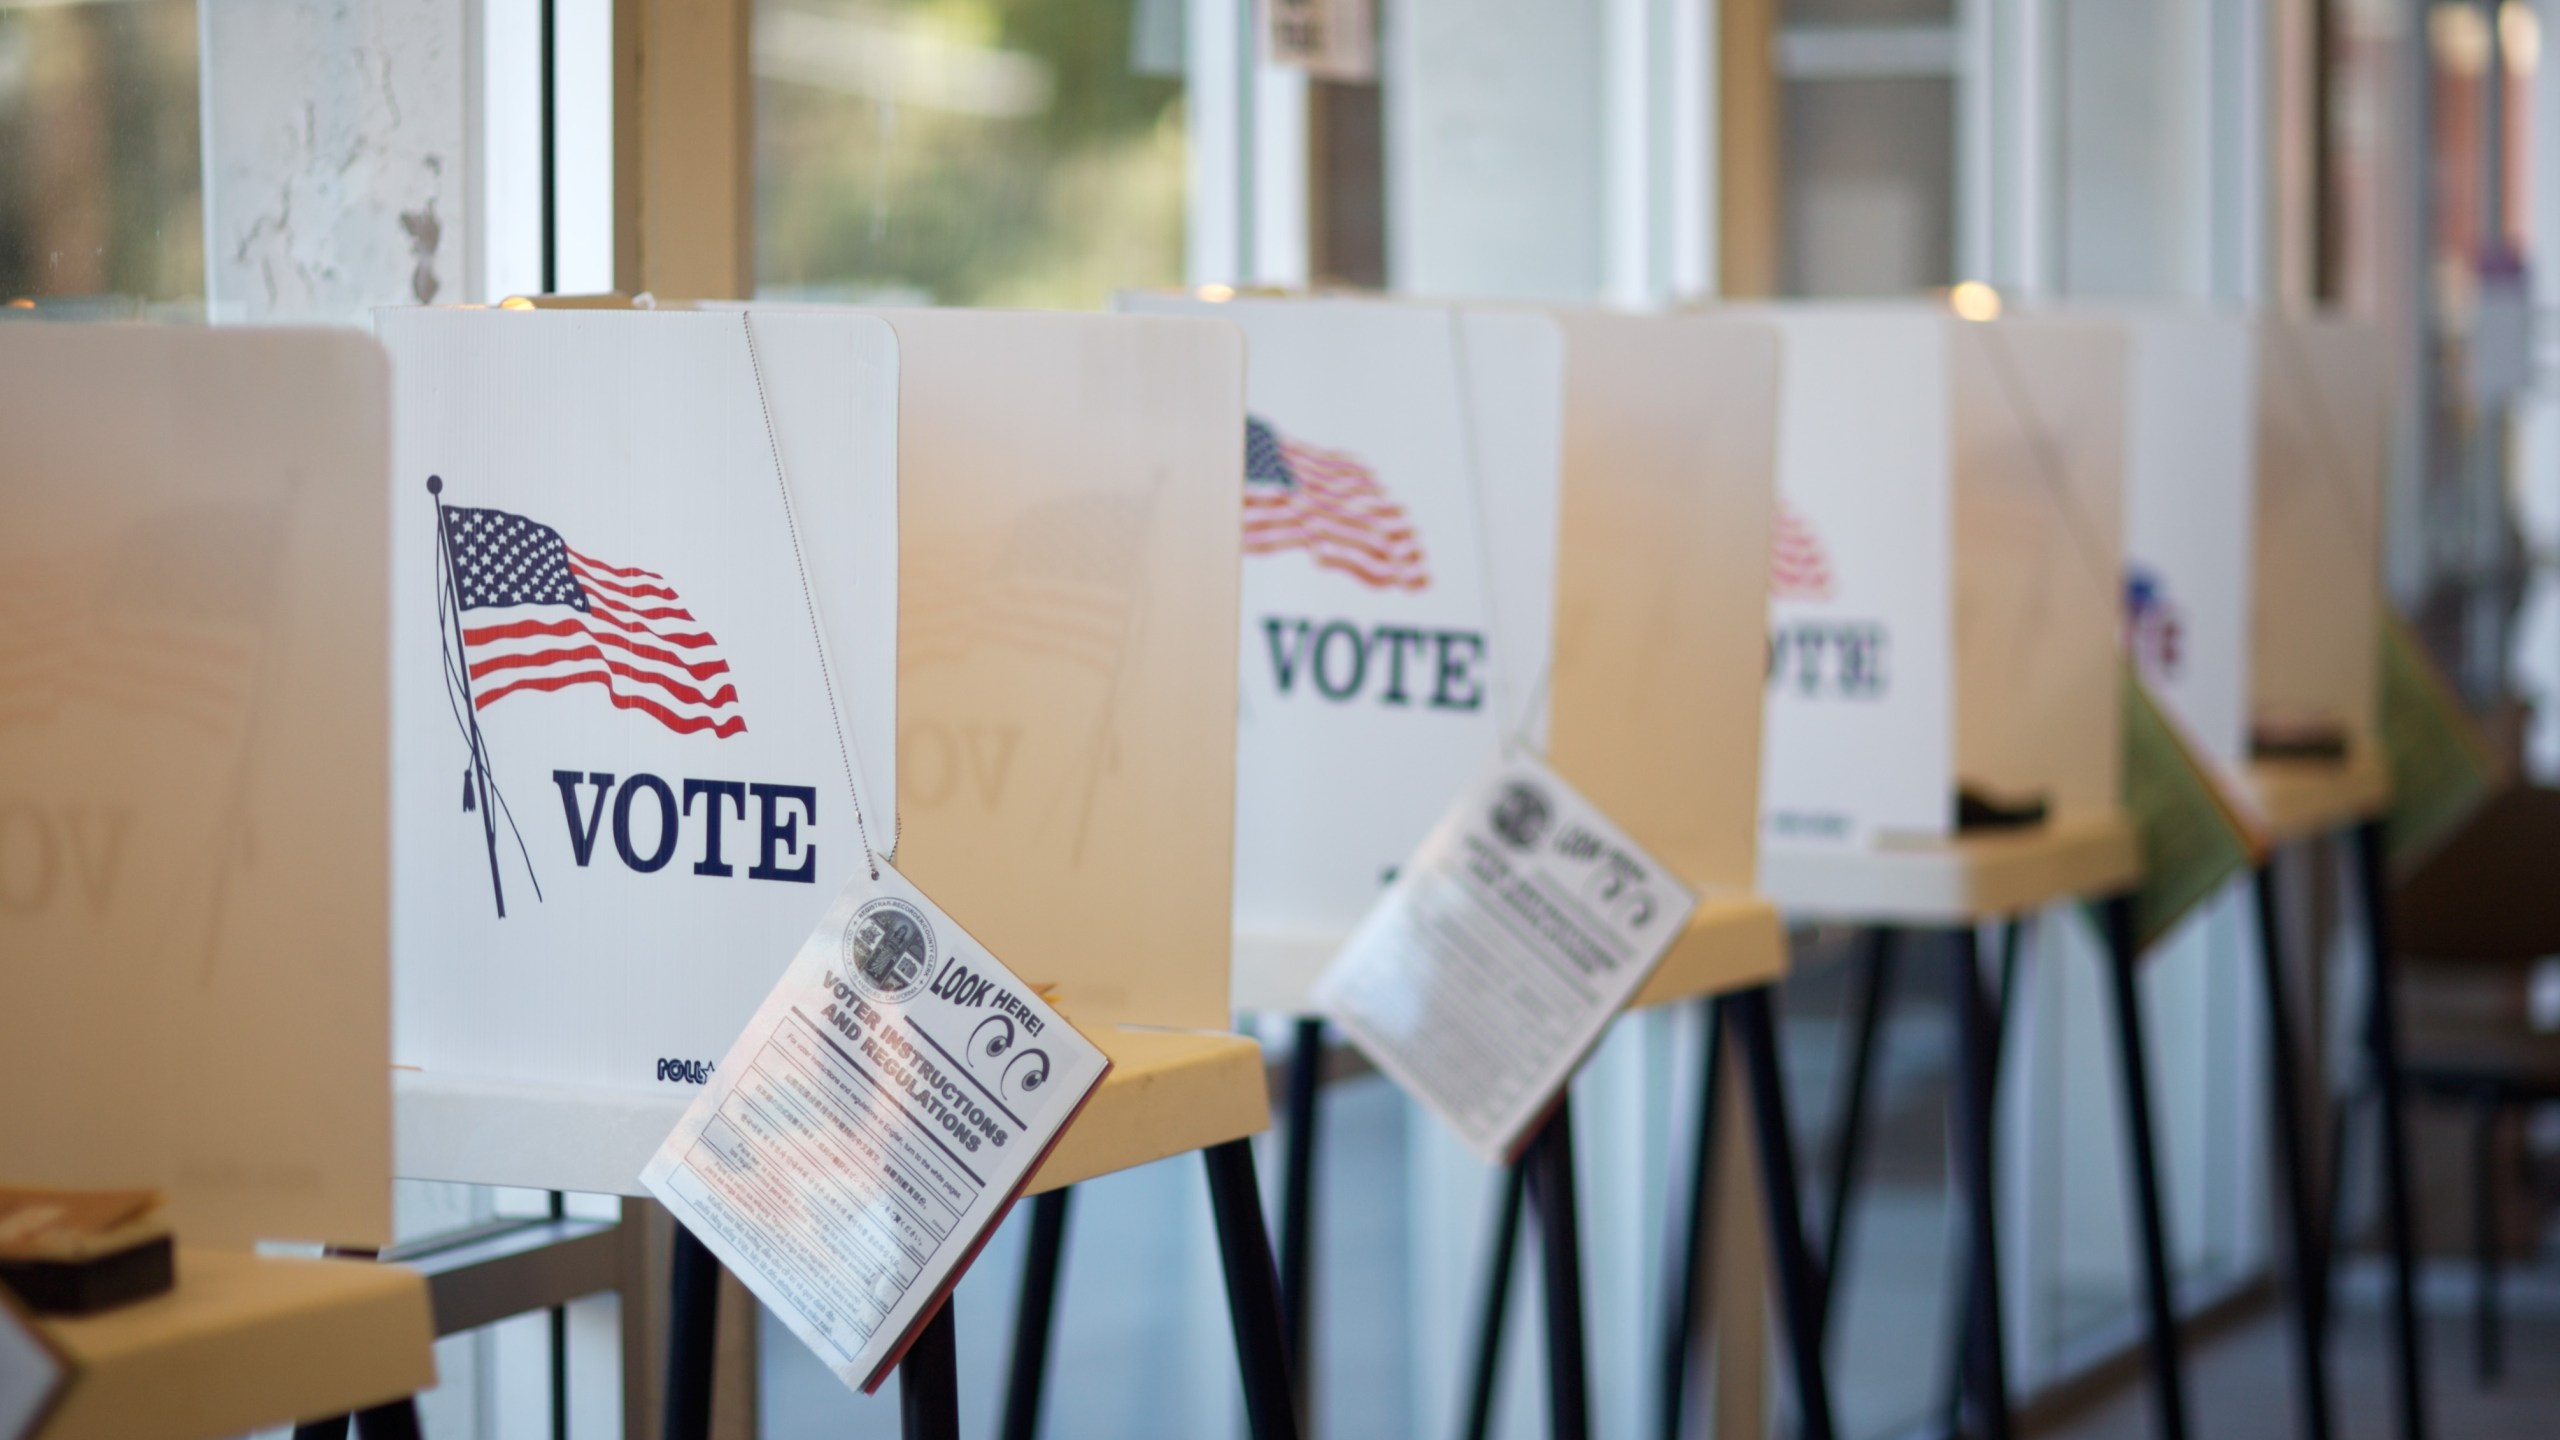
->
[643,859,1107,1393]
[380,309,899,1111]
[1313,752,1695,1162]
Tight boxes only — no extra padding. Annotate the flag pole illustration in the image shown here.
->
[427,475,539,918]
[428,477,749,916]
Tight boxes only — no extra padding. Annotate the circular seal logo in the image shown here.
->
[840,897,936,1005]
[1490,781,1551,851]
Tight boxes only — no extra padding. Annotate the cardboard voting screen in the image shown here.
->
[1757,307,2127,848]
[1119,293,1564,1014]
[1757,308,1956,845]
[2253,315,2388,753]
[1950,315,2128,824]
[0,326,394,1248]
[379,310,899,1136]
[1546,312,1779,898]
[2114,311,2259,776]
[881,309,1246,1033]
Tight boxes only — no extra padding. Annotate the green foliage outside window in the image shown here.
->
[757,0,1186,311]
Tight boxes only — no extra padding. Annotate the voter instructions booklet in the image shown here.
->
[641,862,1109,1392]
[1313,753,1696,1162]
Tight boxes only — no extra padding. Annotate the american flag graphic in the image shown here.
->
[1770,499,1835,602]
[1243,416,1428,592]
[2123,567,2182,679]
[440,504,747,738]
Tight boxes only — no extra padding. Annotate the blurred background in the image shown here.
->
[4,1,2555,1436]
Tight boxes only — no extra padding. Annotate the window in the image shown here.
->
[0,0,201,314]
[755,0,1188,308]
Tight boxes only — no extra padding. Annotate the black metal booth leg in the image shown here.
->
[1817,927,1895,1335]
[1523,1098,1592,1440]
[1204,1138,1304,1440]
[1727,986,1840,1440]
[664,1221,721,1440]
[2256,861,2336,1440]
[2471,1089,2506,1385]
[2353,819,2432,1440]
[292,1419,351,1440]
[1944,926,2015,1440]
[1464,1159,1531,1440]
[352,1400,426,1440]
[2099,893,2192,1440]
[999,1186,1075,1440]
[1939,920,2023,1440]
[1657,996,1725,1440]
[1278,1013,1327,1422]
[899,1299,962,1440]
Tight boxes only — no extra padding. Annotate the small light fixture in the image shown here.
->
[498,295,537,311]
[1197,283,1236,303]
[1949,281,2002,323]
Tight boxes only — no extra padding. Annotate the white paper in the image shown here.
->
[1756,308,1955,846]
[1312,752,1696,1162]
[641,860,1108,1394]
[2116,311,2257,776]
[379,308,900,1113]
[0,1292,67,1440]
[1119,293,1566,1013]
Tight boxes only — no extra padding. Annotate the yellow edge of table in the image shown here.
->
[37,1249,435,1440]
[1628,893,1788,1011]
[1758,813,2144,925]
[1025,1023,1272,1196]
[2240,751,2390,847]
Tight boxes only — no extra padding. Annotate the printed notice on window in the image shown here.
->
[641,862,1109,1393]
[1312,752,1696,1163]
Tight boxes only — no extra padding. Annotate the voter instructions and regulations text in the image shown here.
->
[1313,752,1696,1162]
[642,862,1108,1392]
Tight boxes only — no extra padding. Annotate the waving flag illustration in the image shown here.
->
[2124,565,2183,679]
[437,495,747,738]
[1244,416,1429,592]
[425,476,747,917]
[1770,499,1835,602]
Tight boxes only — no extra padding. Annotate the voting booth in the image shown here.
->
[0,326,436,1435]
[1741,303,2182,1440]
[1116,293,1569,1016]
[381,309,902,1193]
[1119,292,1789,1013]
[2247,314,2392,829]
[1127,292,1811,1437]
[2244,313,2410,1440]
[2115,310,2261,779]
[868,307,1273,1191]
[382,303,1290,1433]
[2109,308,2391,835]
[1753,305,2139,913]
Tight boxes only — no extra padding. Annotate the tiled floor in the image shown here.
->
[2047,1274,2560,1440]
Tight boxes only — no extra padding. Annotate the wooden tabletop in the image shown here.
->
[2240,752,2389,846]
[35,1249,434,1440]
[1759,812,2143,925]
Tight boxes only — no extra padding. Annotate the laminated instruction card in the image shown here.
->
[641,861,1109,1392]
[1312,752,1695,1162]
